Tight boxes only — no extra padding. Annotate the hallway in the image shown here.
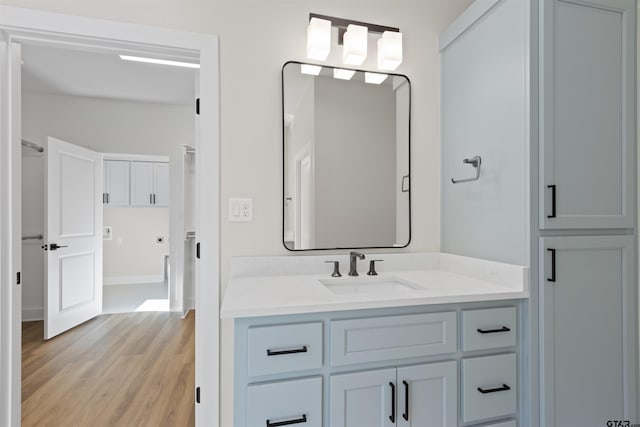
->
[22,311,195,426]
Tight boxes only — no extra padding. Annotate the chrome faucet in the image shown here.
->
[348,251,366,276]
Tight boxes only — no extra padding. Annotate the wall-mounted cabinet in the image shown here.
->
[103,157,169,208]
[130,161,169,207]
[103,160,130,206]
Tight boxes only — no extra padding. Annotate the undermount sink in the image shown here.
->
[319,276,422,295]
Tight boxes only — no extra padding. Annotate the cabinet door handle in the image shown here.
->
[150,194,153,204]
[389,382,396,423]
[107,193,110,204]
[266,346,307,356]
[477,326,511,334]
[266,414,307,427]
[547,184,556,218]
[547,248,556,282]
[477,384,511,394]
[102,193,106,204]
[402,380,409,421]
[153,193,156,204]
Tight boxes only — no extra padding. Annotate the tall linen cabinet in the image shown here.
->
[440,0,638,426]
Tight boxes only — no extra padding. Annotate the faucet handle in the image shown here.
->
[325,260,342,277]
[367,259,384,276]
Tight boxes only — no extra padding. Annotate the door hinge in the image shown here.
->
[16,272,21,285]
[196,386,200,403]
[196,98,200,115]
[196,242,200,259]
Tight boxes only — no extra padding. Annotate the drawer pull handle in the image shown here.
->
[477,384,511,394]
[266,346,308,356]
[389,382,396,423]
[266,414,307,427]
[477,326,511,334]
[402,380,409,421]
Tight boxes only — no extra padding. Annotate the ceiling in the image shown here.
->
[21,44,196,105]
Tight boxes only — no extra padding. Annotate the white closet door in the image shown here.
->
[130,161,153,206]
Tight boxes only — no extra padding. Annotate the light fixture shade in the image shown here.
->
[377,31,403,70]
[300,64,322,76]
[365,72,388,84]
[333,68,356,80]
[307,18,331,61]
[343,24,368,65]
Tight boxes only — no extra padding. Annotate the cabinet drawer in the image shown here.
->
[330,312,457,366]
[247,377,322,427]
[462,307,517,351]
[462,353,517,423]
[248,322,322,377]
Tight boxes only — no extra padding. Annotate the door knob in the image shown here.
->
[49,243,68,251]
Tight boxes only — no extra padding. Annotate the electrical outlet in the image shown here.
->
[156,236,164,243]
[103,226,112,240]
[229,198,253,222]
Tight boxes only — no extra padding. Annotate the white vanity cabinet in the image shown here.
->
[233,303,522,427]
[103,160,130,206]
[130,161,169,207]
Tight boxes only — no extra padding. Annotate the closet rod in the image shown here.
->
[22,234,43,241]
[21,139,44,153]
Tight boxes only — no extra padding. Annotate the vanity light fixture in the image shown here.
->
[306,17,332,61]
[307,13,402,70]
[343,24,368,65]
[300,64,322,76]
[119,55,200,69]
[364,72,388,84]
[377,31,403,71]
[333,68,355,80]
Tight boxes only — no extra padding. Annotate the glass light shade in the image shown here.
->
[343,24,368,65]
[307,18,331,61]
[333,68,356,80]
[364,72,388,84]
[300,64,322,76]
[377,31,403,70]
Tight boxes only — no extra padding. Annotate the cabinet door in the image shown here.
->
[103,160,129,206]
[330,368,396,427]
[540,0,635,229]
[153,162,170,207]
[130,162,153,206]
[397,361,457,427]
[540,235,636,426]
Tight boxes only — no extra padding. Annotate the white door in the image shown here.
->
[104,160,130,206]
[45,137,103,339]
[153,162,170,206]
[130,161,154,206]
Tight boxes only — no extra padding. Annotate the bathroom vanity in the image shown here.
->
[221,253,528,427]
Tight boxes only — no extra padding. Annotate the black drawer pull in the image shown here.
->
[266,346,308,356]
[402,380,409,421]
[477,384,511,394]
[266,414,307,427]
[477,326,511,334]
[389,382,396,423]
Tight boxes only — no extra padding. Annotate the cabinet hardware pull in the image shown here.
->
[107,193,110,204]
[266,346,308,356]
[103,193,106,204]
[547,184,556,218]
[266,414,307,427]
[547,248,556,282]
[402,380,409,421]
[477,384,511,394]
[477,326,511,334]
[389,382,396,423]
[153,193,156,204]
[150,194,153,204]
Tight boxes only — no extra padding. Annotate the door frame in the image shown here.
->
[0,6,220,426]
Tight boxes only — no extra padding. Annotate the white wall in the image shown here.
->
[21,91,193,319]
[2,1,475,424]
[103,207,169,283]
[314,76,396,248]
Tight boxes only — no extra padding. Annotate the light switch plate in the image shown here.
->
[229,198,253,222]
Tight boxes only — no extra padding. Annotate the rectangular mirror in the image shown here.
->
[283,61,411,250]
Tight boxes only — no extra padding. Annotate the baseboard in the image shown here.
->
[22,307,43,321]
[104,275,164,285]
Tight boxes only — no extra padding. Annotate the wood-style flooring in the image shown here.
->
[22,311,195,427]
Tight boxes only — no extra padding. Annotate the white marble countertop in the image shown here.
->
[221,252,529,318]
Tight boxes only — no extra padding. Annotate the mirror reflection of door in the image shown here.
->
[297,152,313,249]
